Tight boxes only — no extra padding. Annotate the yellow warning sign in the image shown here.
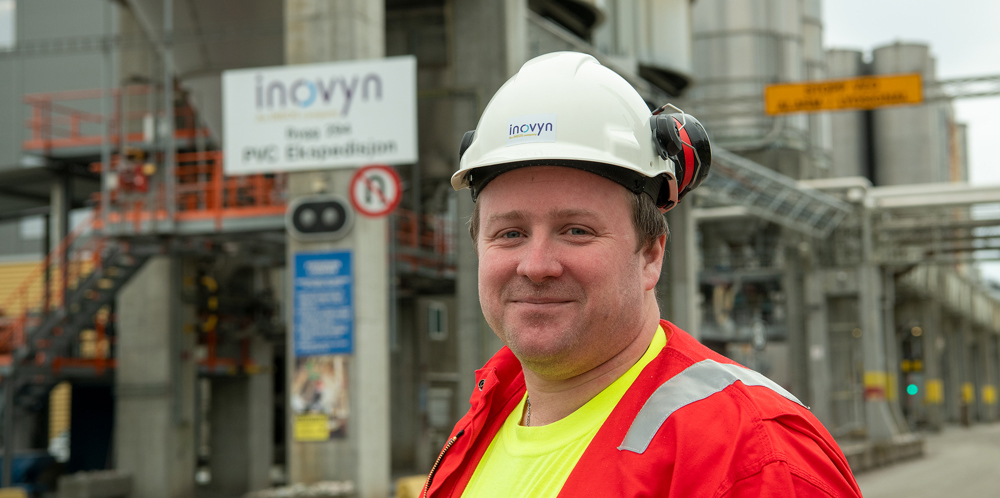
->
[764,73,923,115]
[962,382,976,404]
[983,385,997,405]
[863,371,888,401]
[925,379,944,404]
[294,414,330,442]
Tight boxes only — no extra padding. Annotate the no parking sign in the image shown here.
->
[349,165,402,217]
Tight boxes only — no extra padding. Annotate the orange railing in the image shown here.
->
[394,208,456,273]
[90,151,288,231]
[23,86,207,153]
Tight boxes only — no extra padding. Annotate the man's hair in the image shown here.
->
[468,188,668,252]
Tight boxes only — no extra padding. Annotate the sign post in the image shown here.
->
[225,55,415,492]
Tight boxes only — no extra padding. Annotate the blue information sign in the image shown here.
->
[293,250,354,356]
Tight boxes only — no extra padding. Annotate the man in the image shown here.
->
[423,52,861,497]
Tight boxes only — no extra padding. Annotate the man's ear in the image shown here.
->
[642,234,667,291]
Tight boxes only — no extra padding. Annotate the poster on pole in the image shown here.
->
[223,56,417,174]
[293,250,354,356]
[291,355,350,441]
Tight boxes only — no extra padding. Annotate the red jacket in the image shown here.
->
[423,320,861,497]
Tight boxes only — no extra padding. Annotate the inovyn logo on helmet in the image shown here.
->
[506,114,557,146]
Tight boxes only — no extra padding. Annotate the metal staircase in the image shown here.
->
[0,217,156,413]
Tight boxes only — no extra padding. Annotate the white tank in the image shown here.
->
[825,49,867,179]
[591,0,694,95]
[690,0,809,154]
[801,0,832,179]
[871,42,952,186]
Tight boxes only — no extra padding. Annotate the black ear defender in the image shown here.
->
[459,130,476,159]
[650,106,712,202]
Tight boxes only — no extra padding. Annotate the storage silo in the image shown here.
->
[801,0,832,179]
[591,0,695,95]
[871,42,951,186]
[825,49,868,179]
[953,122,968,182]
[690,0,810,178]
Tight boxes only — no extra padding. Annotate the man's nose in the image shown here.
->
[516,236,563,283]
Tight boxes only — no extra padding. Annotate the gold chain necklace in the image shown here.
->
[525,396,531,426]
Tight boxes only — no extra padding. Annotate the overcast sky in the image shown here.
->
[824,0,1000,281]
[823,0,1000,185]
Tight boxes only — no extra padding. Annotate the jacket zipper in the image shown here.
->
[423,429,465,498]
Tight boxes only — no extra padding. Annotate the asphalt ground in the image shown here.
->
[856,422,1000,497]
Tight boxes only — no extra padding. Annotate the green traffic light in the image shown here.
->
[906,384,919,396]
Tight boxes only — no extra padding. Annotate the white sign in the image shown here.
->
[349,165,402,217]
[223,56,418,175]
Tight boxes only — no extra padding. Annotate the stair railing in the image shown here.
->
[0,213,101,359]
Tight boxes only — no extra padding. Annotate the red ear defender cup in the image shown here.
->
[651,112,712,201]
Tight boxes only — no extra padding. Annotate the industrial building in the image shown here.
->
[0,0,998,496]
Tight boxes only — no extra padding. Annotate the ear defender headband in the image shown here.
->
[458,105,712,209]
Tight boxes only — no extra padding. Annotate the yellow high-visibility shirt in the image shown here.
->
[463,326,667,497]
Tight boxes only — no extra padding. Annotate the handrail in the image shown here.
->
[22,85,207,152]
[0,212,100,355]
[394,208,456,274]
[90,151,288,232]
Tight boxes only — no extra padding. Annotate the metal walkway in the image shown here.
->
[696,148,853,238]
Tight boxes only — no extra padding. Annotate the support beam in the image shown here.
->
[859,208,902,441]
[114,257,196,498]
[207,337,273,496]
[920,299,946,430]
[452,0,527,421]
[666,201,700,336]
[804,268,832,426]
[944,317,968,424]
[284,2,389,496]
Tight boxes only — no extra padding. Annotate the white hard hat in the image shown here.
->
[451,51,711,211]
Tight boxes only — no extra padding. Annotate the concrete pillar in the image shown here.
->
[452,0,527,401]
[49,175,71,305]
[944,316,967,424]
[984,334,999,422]
[859,211,900,441]
[980,336,1000,422]
[115,256,196,498]
[975,329,995,422]
[48,175,71,249]
[921,296,946,430]
[784,241,807,400]
[666,201,699,336]
[881,271,909,431]
[961,322,976,423]
[803,268,832,426]
[207,337,273,495]
[284,2,389,495]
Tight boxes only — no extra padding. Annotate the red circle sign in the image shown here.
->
[349,165,403,217]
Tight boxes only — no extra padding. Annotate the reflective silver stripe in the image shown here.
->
[618,359,806,454]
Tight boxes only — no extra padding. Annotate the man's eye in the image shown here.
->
[501,231,523,239]
[568,228,589,236]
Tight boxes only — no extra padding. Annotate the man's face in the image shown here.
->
[476,166,663,379]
